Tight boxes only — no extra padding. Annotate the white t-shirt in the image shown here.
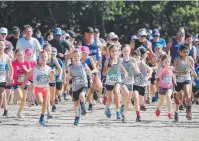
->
[16,37,41,60]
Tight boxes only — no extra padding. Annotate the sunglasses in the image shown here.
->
[153,35,159,37]
[112,38,118,41]
[141,35,146,38]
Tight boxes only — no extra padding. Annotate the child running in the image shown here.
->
[102,44,127,120]
[155,54,176,119]
[0,40,13,117]
[67,49,91,126]
[173,44,196,121]
[120,44,140,123]
[12,49,31,118]
[21,50,52,125]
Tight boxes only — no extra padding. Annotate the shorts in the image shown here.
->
[72,87,87,102]
[34,86,49,100]
[192,87,199,98]
[150,71,156,84]
[122,83,133,91]
[175,80,191,92]
[5,85,13,89]
[49,81,63,90]
[133,85,147,96]
[13,84,28,90]
[106,83,121,91]
[0,82,6,88]
[159,87,173,95]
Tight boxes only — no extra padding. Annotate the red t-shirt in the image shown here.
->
[12,60,31,85]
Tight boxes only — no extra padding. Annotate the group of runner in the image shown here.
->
[0,25,198,126]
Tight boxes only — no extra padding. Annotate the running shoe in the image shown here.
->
[152,96,156,102]
[120,104,125,115]
[136,115,141,122]
[2,110,8,117]
[155,109,161,117]
[116,111,122,120]
[174,112,179,122]
[74,116,80,126]
[105,108,111,118]
[81,103,87,115]
[146,97,151,104]
[55,98,58,104]
[47,114,53,119]
[140,106,147,111]
[88,104,93,111]
[39,117,46,126]
[122,115,126,123]
[63,93,69,100]
[58,96,61,103]
[186,112,192,120]
[17,112,24,119]
[52,105,56,112]
[168,113,172,119]
[179,105,184,110]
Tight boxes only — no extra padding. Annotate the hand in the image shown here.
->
[58,53,64,57]
[192,81,196,86]
[22,65,27,71]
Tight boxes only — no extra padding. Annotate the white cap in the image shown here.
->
[131,35,138,40]
[65,33,70,37]
[138,30,147,36]
[112,34,119,39]
[0,27,8,34]
[194,36,199,42]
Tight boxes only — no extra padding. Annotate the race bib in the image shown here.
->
[176,76,185,83]
[36,75,49,84]
[107,74,121,83]
[134,74,143,84]
[73,76,85,84]
[162,75,172,83]
[17,74,26,82]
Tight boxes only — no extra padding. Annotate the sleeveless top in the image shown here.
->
[69,63,88,92]
[159,66,173,88]
[33,66,51,87]
[0,54,9,83]
[105,59,122,86]
[171,39,184,62]
[82,39,99,62]
[121,58,135,84]
[174,56,192,83]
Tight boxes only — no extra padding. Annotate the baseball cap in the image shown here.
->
[112,34,119,39]
[51,47,57,54]
[55,28,62,36]
[138,29,147,36]
[84,27,94,33]
[80,46,89,53]
[131,35,138,40]
[12,26,20,34]
[0,27,8,34]
[94,28,99,33]
[152,29,160,36]
[25,48,33,54]
[68,30,76,38]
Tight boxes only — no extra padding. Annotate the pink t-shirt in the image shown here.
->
[159,66,174,88]
[12,60,31,85]
[28,60,37,81]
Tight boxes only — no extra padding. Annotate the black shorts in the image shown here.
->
[5,85,13,89]
[133,85,147,96]
[106,83,121,91]
[0,82,6,88]
[13,84,28,90]
[192,87,199,98]
[159,87,172,95]
[150,71,156,84]
[49,81,63,90]
[72,87,87,101]
[175,81,191,92]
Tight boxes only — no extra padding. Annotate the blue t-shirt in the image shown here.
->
[194,67,199,88]
[150,38,166,52]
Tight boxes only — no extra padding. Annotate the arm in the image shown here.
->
[90,57,98,73]
[190,58,197,77]
[131,58,140,74]
[7,58,13,80]
[102,60,111,76]
[52,57,63,80]
[164,41,172,55]
[193,46,197,61]
[172,72,177,86]
[21,68,34,88]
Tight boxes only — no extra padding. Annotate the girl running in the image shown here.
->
[173,44,196,121]
[21,51,52,125]
[120,44,140,123]
[133,47,152,113]
[0,40,13,117]
[102,44,127,120]
[67,49,91,126]
[155,54,176,119]
[12,49,31,118]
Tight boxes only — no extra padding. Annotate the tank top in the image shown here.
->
[69,63,88,92]
[82,39,99,62]
[33,66,51,87]
[174,56,192,83]
[134,39,148,51]
[0,55,8,83]
[121,58,135,84]
[134,61,149,86]
[105,59,122,86]
[159,66,173,88]
[171,39,184,62]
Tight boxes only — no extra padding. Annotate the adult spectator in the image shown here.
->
[45,31,54,42]
[48,27,72,60]
[16,25,41,60]
[68,30,76,45]
[185,33,197,61]
[94,28,106,46]
[0,27,13,50]
[7,26,20,50]
[35,29,45,46]
[165,27,185,62]
[150,29,166,52]
[193,36,199,58]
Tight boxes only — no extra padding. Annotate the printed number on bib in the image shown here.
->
[37,75,49,84]
[135,74,143,84]
[18,74,26,82]
[176,76,185,83]
[73,76,84,84]
[162,75,172,83]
